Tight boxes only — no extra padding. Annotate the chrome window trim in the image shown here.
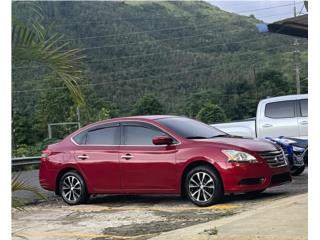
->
[70,119,181,147]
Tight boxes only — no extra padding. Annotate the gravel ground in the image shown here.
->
[12,169,307,240]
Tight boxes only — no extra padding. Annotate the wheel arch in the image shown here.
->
[180,160,224,196]
[55,167,87,195]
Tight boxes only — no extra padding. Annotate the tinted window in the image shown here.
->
[124,125,166,145]
[265,101,295,118]
[300,99,308,117]
[156,117,227,139]
[73,131,86,144]
[86,126,120,145]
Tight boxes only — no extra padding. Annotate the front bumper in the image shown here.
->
[216,161,291,193]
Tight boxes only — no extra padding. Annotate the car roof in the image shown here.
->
[79,115,179,130]
[118,115,177,120]
[259,94,308,104]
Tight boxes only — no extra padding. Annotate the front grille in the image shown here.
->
[259,149,287,168]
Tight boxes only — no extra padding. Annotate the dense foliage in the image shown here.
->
[196,103,227,124]
[12,1,308,156]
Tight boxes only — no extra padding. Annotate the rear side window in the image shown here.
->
[299,99,308,117]
[86,126,120,145]
[124,125,166,145]
[265,100,295,118]
[73,131,86,144]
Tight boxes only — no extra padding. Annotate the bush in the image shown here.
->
[196,104,228,124]
[131,94,164,115]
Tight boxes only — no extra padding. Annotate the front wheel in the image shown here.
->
[291,166,305,176]
[184,166,223,207]
[59,171,89,205]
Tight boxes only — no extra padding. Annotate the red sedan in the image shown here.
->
[39,115,291,206]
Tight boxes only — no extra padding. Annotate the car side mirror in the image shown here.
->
[152,136,173,145]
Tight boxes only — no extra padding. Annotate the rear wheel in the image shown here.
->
[184,166,223,207]
[59,171,89,205]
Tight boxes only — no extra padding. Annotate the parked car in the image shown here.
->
[39,116,291,206]
[211,94,308,139]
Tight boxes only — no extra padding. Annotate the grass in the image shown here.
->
[203,227,218,235]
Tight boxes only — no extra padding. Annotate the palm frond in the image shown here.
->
[12,4,86,105]
[12,174,47,210]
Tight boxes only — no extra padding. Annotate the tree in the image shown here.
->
[12,2,85,105]
[256,70,290,98]
[196,103,228,124]
[183,89,223,118]
[131,94,164,115]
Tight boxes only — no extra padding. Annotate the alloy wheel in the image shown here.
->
[188,171,215,203]
[61,175,82,203]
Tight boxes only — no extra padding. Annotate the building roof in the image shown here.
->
[267,14,308,38]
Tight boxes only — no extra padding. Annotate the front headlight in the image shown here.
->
[222,150,258,163]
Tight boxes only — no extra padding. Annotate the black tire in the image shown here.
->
[59,171,89,205]
[303,150,308,166]
[184,165,223,207]
[291,165,305,176]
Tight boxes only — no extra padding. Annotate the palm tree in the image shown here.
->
[12,3,86,208]
[12,174,47,210]
[12,2,85,105]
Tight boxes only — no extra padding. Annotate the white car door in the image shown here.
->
[258,100,299,138]
[298,98,308,138]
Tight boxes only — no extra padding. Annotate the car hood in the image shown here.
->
[194,136,278,152]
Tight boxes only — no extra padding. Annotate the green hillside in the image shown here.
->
[12,1,308,153]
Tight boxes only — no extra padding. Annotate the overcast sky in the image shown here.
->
[206,1,307,23]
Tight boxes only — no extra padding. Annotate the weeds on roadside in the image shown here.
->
[203,227,218,235]
[12,174,47,210]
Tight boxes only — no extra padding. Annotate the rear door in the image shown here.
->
[258,100,299,138]
[298,98,308,137]
[119,122,177,192]
[73,123,121,192]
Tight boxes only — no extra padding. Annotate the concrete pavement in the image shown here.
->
[150,193,307,240]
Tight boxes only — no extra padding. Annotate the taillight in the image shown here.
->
[41,149,51,160]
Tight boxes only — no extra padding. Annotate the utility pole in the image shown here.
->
[293,39,301,94]
[293,0,301,94]
[76,106,81,128]
[251,64,258,102]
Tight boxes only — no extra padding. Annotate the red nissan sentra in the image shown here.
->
[39,115,291,206]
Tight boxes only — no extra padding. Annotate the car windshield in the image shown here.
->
[156,117,228,139]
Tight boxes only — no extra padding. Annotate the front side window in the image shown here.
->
[123,125,166,145]
[299,99,308,117]
[265,100,295,118]
[85,126,120,145]
[156,117,227,139]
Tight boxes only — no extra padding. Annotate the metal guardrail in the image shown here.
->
[12,156,41,167]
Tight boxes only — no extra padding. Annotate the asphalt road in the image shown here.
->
[12,169,308,240]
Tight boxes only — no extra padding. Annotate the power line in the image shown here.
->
[15,34,300,70]
[42,1,303,26]
[51,9,303,43]
[12,39,306,87]
[12,46,297,94]
[81,28,258,51]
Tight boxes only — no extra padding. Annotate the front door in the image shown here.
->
[74,123,121,192]
[119,122,177,192]
[258,100,299,138]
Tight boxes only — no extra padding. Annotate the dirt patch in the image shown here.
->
[92,210,235,240]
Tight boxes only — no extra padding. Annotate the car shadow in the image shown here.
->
[86,190,289,206]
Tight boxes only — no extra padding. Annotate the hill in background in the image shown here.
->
[12,1,307,149]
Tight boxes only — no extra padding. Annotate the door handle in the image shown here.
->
[77,154,89,160]
[262,123,273,128]
[121,154,134,160]
[299,121,308,125]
